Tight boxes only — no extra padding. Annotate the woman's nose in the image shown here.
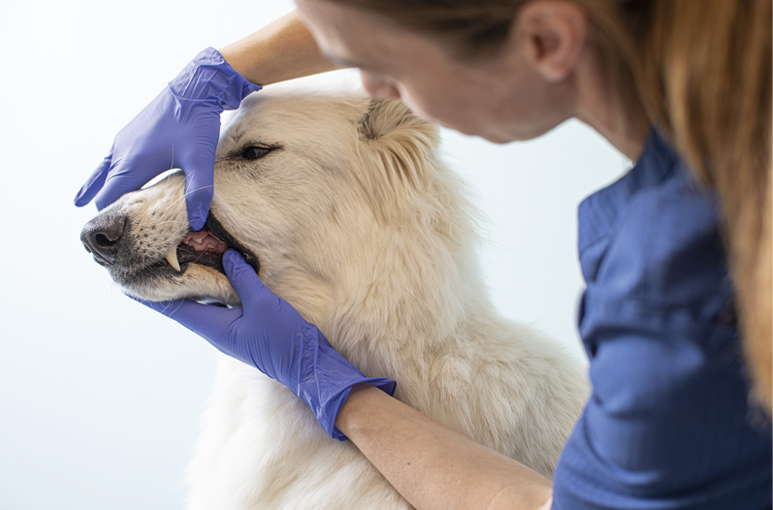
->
[360,71,401,99]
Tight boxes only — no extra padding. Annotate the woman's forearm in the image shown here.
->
[336,383,553,510]
[219,10,341,86]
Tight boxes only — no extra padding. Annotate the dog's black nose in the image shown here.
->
[80,213,126,266]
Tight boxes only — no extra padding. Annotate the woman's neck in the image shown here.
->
[573,47,650,162]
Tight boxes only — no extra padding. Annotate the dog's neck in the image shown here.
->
[313,226,490,383]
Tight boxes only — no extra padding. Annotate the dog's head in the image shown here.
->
[81,82,476,334]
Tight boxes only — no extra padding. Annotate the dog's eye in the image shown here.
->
[242,146,272,160]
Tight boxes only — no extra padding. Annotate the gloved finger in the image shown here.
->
[129,295,241,341]
[222,249,276,309]
[93,160,145,211]
[183,157,215,231]
[74,154,112,207]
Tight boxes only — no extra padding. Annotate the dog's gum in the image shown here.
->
[181,230,229,253]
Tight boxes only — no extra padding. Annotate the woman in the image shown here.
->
[73,1,772,508]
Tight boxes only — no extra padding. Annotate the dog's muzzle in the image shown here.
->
[80,212,260,276]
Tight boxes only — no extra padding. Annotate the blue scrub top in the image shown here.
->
[552,129,772,509]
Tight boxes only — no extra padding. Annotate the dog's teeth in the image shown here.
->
[165,246,181,272]
[193,238,204,245]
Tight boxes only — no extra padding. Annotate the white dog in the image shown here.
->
[81,81,588,510]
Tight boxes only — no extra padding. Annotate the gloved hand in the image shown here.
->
[74,47,261,230]
[136,250,396,440]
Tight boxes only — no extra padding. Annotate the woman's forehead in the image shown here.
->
[296,0,443,72]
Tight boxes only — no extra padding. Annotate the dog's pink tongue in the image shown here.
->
[181,231,229,253]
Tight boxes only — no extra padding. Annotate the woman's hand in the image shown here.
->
[74,47,261,230]
[135,250,396,439]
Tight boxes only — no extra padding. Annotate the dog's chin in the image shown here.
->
[120,264,242,307]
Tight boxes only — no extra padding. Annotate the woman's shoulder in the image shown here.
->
[579,129,732,323]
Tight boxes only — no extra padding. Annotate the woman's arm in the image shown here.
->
[219,10,341,86]
[337,383,553,510]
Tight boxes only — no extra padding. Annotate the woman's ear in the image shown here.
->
[510,0,587,82]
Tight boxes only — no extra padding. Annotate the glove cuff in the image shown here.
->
[324,377,397,441]
[295,325,397,441]
[168,47,262,111]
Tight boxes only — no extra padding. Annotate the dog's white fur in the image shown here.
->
[93,80,588,509]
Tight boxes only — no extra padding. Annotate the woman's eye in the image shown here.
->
[242,146,271,160]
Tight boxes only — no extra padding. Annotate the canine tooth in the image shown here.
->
[193,238,204,244]
[165,246,181,272]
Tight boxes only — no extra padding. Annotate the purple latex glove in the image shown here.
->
[74,47,261,230]
[136,250,396,440]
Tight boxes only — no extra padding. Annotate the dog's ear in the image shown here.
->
[356,99,440,204]
[358,99,437,143]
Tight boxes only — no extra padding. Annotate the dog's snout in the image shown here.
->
[80,213,126,266]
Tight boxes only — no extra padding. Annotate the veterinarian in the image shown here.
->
[74,1,772,508]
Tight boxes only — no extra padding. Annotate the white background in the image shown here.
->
[0,1,630,508]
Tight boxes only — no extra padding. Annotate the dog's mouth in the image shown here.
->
[162,215,260,276]
[168,230,230,273]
